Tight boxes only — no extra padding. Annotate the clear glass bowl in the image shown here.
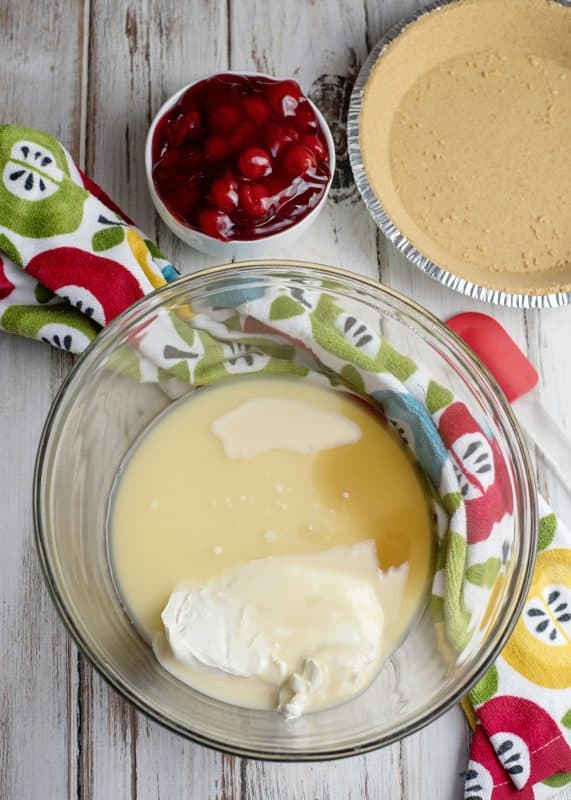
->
[34,261,537,760]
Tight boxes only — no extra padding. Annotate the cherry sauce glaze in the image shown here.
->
[152,74,331,241]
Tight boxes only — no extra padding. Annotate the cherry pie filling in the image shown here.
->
[152,74,331,241]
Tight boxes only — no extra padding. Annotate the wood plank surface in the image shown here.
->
[1,0,571,798]
[0,2,87,799]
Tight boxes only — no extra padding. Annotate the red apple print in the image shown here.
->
[125,315,157,349]
[467,726,534,800]
[475,696,571,792]
[438,402,513,542]
[26,247,145,325]
[79,170,134,225]
[0,257,15,301]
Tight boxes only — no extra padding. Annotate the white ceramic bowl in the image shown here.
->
[145,72,336,258]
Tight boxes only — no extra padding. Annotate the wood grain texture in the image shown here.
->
[0,2,86,798]
[2,0,571,798]
[230,0,378,277]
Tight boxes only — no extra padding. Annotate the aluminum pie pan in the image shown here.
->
[347,0,571,310]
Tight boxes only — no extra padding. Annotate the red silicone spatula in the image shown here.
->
[447,312,571,494]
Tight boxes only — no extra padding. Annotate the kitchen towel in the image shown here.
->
[1,124,570,799]
[0,124,178,351]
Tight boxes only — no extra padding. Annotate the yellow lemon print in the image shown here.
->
[480,572,505,632]
[503,548,571,688]
[126,229,195,320]
[127,228,166,290]
[175,303,196,321]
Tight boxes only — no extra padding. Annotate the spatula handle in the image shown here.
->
[512,392,571,496]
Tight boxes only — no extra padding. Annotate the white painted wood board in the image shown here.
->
[1,0,570,797]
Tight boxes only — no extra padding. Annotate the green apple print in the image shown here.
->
[0,125,88,238]
[1,303,98,351]
[310,293,417,378]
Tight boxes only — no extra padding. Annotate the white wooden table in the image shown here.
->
[2,1,571,797]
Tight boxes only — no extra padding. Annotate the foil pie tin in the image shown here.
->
[347,0,571,309]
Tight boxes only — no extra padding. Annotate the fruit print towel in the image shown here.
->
[465,496,571,799]
[0,124,178,351]
[1,125,570,799]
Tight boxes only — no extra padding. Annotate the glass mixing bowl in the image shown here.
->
[34,261,537,760]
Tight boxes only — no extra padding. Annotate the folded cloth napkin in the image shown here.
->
[0,124,178,351]
[1,125,570,798]
[464,495,571,799]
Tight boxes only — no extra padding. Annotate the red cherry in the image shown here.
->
[228,121,257,153]
[265,174,290,198]
[264,176,295,216]
[209,75,247,108]
[169,180,200,220]
[299,133,328,162]
[181,110,201,136]
[294,100,318,132]
[239,183,270,219]
[167,116,186,148]
[282,144,317,178]
[180,84,204,113]
[264,123,298,159]
[167,111,202,147]
[265,79,302,118]
[204,134,230,160]
[210,173,239,212]
[152,73,332,241]
[209,104,241,133]
[198,208,233,240]
[215,73,245,85]
[179,150,205,177]
[203,75,232,107]
[243,95,270,124]
[153,149,180,181]
[238,147,272,179]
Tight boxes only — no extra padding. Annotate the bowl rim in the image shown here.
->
[144,72,336,247]
[34,260,538,761]
[347,0,571,309]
